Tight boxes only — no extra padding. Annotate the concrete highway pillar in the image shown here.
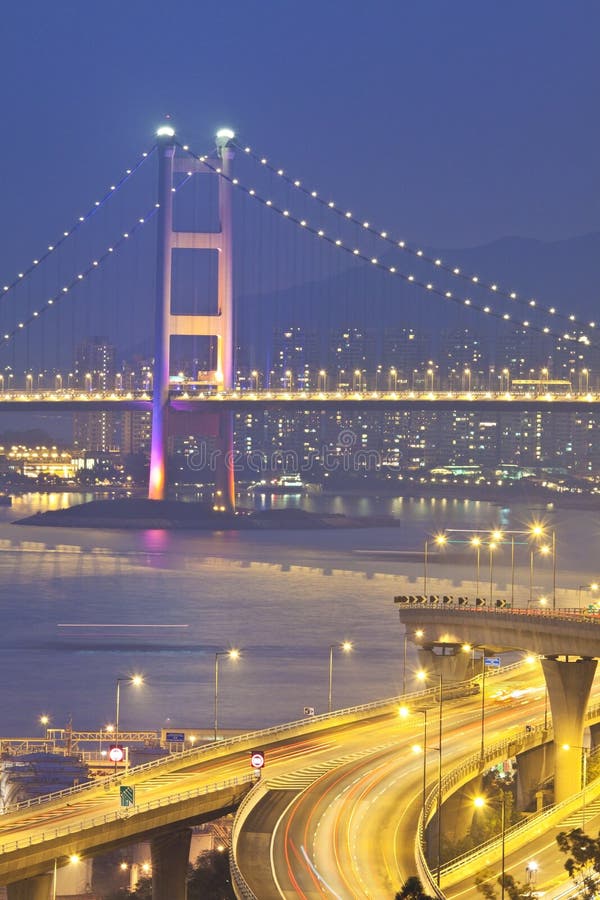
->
[541,657,597,803]
[151,827,192,900]
[417,646,471,683]
[515,742,554,812]
[7,874,52,900]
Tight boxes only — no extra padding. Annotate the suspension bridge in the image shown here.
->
[0,123,597,510]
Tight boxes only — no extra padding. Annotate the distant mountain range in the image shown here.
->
[235,230,600,358]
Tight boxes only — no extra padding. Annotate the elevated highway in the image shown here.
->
[0,688,446,898]
[232,668,600,899]
[398,606,600,802]
[0,658,595,899]
[397,605,600,659]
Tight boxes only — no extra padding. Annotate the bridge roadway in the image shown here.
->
[235,666,567,899]
[242,673,600,899]
[0,388,600,412]
[0,688,454,889]
[0,666,536,896]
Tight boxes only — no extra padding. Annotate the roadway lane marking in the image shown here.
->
[271,790,313,899]
[300,844,344,899]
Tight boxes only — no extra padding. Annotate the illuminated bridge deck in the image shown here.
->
[0,389,600,412]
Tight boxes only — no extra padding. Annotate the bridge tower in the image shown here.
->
[149,125,235,509]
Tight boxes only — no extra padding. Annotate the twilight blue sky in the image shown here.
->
[1,0,599,264]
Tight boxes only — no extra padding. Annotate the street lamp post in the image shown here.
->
[510,536,515,607]
[115,675,144,770]
[407,706,431,840]
[551,530,557,610]
[480,650,486,761]
[53,854,80,900]
[328,641,353,713]
[471,537,481,598]
[489,542,496,606]
[214,649,240,741]
[577,582,599,610]
[424,534,447,597]
[562,743,590,827]
[417,670,443,885]
[529,548,534,606]
[474,790,508,900]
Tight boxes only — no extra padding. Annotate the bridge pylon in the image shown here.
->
[148,125,235,509]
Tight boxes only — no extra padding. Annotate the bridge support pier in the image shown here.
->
[215,411,235,512]
[417,645,471,683]
[515,742,554,812]
[151,827,192,900]
[541,656,597,803]
[6,874,52,900]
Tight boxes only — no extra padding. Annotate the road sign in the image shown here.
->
[250,750,265,769]
[120,785,135,807]
[484,657,501,667]
[303,706,315,716]
[108,745,124,762]
[165,732,185,743]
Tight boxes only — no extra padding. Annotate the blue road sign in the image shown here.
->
[484,657,501,667]
[165,732,185,743]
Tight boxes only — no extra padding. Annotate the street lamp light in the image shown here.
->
[328,641,353,713]
[417,670,443,885]
[115,675,144,769]
[474,790,508,900]
[214,649,240,741]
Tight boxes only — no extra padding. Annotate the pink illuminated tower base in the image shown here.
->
[148,126,235,509]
